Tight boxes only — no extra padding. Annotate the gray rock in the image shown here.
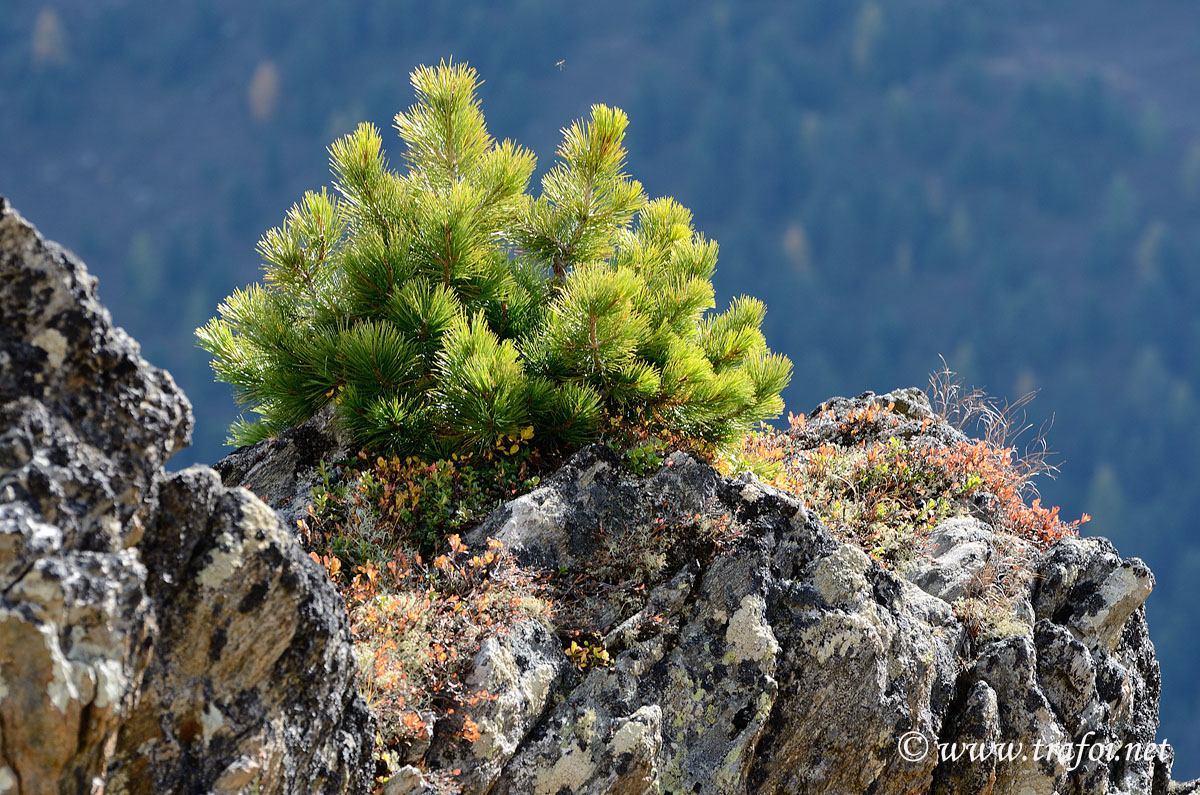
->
[0,196,372,793]
[1034,619,1099,737]
[1033,536,1155,654]
[465,445,724,572]
[425,618,567,793]
[907,516,998,603]
[214,402,352,535]
[380,765,437,795]
[931,680,1001,795]
[0,195,186,793]
[796,388,970,452]
[453,415,1179,792]
[472,457,965,794]
[107,467,374,794]
[0,547,152,794]
[966,635,1073,792]
[919,534,1169,795]
[0,197,190,525]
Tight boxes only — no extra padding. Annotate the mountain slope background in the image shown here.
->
[4,0,1199,776]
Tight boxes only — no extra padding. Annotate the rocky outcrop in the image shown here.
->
[468,462,960,794]
[440,432,1170,794]
[212,376,1188,793]
[2,194,1191,794]
[0,196,372,793]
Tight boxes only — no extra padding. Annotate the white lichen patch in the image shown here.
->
[196,534,248,590]
[535,741,594,795]
[201,702,226,744]
[30,327,69,370]
[798,612,877,664]
[724,594,780,664]
[8,562,66,617]
[739,482,764,504]
[525,661,557,709]
[92,657,125,709]
[470,637,519,691]
[197,497,278,590]
[467,626,562,761]
[0,765,17,793]
[575,458,610,489]
[495,490,568,559]
[46,639,85,714]
[236,492,282,539]
[813,545,871,609]
[611,705,661,758]
[573,707,597,742]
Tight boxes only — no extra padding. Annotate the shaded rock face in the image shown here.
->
[0,197,372,793]
[213,402,352,535]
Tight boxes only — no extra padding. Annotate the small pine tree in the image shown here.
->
[198,61,792,459]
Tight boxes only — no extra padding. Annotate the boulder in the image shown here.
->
[0,196,373,793]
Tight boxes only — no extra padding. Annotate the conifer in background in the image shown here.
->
[198,61,792,459]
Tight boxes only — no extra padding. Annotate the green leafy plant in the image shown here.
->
[565,635,613,671]
[301,447,541,561]
[624,440,665,477]
[198,61,791,460]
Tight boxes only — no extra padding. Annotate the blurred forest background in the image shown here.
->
[3,0,1199,775]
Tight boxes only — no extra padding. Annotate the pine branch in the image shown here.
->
[198,61,792,462]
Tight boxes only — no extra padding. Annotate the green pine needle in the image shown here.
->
[197,61,792,460]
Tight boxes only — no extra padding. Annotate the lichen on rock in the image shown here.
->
[0,195,373,794]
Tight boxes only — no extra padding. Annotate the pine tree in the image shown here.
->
[198,61,792,459]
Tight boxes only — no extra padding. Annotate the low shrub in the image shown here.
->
[718,398,1088,565]
[306,533,548,777]
[302,445,541,561]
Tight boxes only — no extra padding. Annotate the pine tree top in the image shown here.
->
[198,60,791,460]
